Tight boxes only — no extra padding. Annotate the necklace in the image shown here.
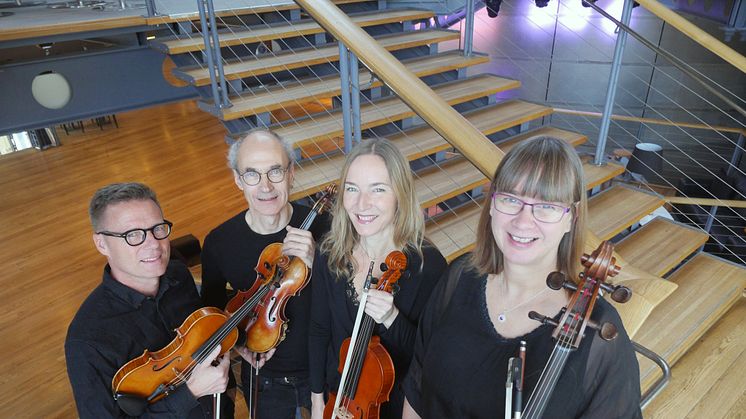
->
[496,279,552,323]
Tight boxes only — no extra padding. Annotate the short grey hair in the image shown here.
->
[89,182,161,230]
[227,128,296,171]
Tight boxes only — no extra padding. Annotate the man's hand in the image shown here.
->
[364,289,399,329]
[282,226,315,268]
[185,345,229,398]
[235,346,276,370]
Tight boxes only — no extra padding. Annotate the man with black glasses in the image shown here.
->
[65,182,230,418]
[201,129,328,419]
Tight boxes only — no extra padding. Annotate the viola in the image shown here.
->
[225,184,336,353]
[520,240,632,419]
[111,284,273,416]
[325,250,408,419]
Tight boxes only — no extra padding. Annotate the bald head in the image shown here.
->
[227,129,294,171]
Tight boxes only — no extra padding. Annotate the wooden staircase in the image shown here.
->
[150,0,746,412]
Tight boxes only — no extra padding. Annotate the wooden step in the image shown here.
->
[582,161,625,189]
[174,29,460,86]
[497,125,587,152]
[634,253,746,394]
[144,0,370,25]
[426,149,609,261]
[153,8,436,54]
[415,158,488,209]
[587,184,664,240]
[290,102,557,200]
[274,74,519,149]
[616,217,709,277]
[205,50,489,120]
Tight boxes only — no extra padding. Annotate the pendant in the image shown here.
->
[497,312,507,322]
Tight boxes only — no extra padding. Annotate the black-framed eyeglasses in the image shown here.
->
[238,163,291,186]
[492,193,571,224]
[96,220,173,246]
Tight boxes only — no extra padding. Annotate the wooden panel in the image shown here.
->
[153,8,435,54]
[275,74,520,150]
[291,101,554,200]
[583,161,625,189]
[636,253,746,393]
[643,299,746,418]
[496,126,587,151]
[587,184,664,240]
[210,51,489,120]
[616,217,709,277]
[174,29,461,86]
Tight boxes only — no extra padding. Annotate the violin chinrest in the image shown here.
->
[115,393,148,416]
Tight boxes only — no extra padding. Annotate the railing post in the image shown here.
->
[349,51,362,144]
[144,0,156,16]
[726,133,745,177]
[594,0,635,165]
[338,42,354,153]
[204,0,231,108]
[463,0,475,56]
[197,0,222,112]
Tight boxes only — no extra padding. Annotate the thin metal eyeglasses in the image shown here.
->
[492,193,572,224]
[96,220,173,246]
[238,163,291,186]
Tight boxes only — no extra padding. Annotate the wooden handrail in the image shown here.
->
[293,0,503,179]
[635,0,746,73]
[665,196,746,208]
[554,108,746,135]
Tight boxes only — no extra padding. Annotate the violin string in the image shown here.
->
[523,280,596,418]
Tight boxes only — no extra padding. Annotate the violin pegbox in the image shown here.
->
[314,183,338,215]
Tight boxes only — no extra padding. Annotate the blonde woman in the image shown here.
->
[309,138,448,418]
[402,137,641,418]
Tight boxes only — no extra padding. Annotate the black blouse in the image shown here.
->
[403,256,642,419]
[309,244,448,418]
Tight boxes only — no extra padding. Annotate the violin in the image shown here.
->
[225,184,336,353]
[111,286,273,416]
[520,240,632,419]
[325,250,408,419]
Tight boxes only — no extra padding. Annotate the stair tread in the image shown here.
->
[635,253,746,393]
[415,158,488,208]
[174,29,460,86]
[290,102,556,200]
[208,50,489,120]
[587,184,664,240]
[582,161,625,189]
[273,74,520,149]
[153,8,435,54]
[144,0,369,25]
[616,217,709,277]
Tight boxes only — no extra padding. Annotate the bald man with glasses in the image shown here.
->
[65,182,230,418]
[200,129,329,419]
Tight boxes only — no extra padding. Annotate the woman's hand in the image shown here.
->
[364,289,399,328]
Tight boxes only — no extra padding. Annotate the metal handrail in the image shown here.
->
[632,340,671,410]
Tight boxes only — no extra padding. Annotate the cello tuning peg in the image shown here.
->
[528,311,559,327]
[599,322,618,341]
[546,272,566,290]
[610,285,632,303]
[380,262,388,272]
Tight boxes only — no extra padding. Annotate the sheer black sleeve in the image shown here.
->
[579,299,642,419]
[309,253,332,394]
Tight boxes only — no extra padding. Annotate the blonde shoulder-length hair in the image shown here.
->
[320,137,424,279]
[471,136,587,282]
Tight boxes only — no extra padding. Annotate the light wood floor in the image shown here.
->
[1,99,743,418]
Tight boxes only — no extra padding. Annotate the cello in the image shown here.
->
[325,250,408,419]
[225,184,336,353]
[520,240,632,419]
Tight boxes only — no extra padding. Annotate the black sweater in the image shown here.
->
[309,244,448,417]
[403,256,642,419]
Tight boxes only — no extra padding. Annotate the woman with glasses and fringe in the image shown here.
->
[402,136,641,419]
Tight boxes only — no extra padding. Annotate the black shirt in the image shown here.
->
[65,260,208,418]
[200,203,329,377]
[403,257,642,419]
[309,244,448,417]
